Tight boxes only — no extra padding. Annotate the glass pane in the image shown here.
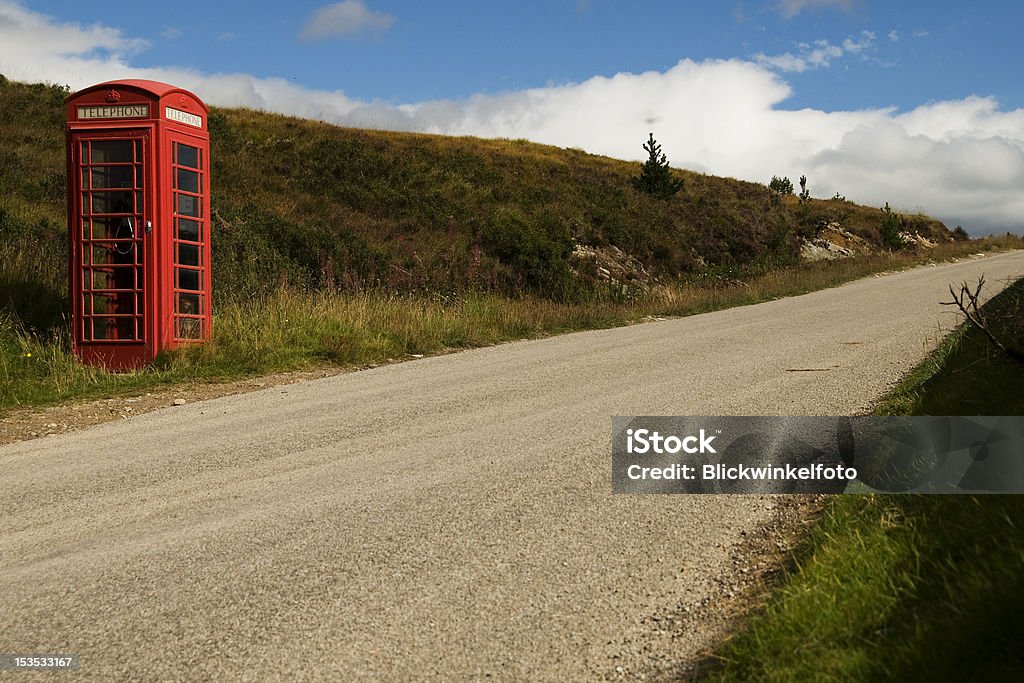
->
[91,293,113,314]
[88,317,136,339]
[92,191,134,214]
[81,168,89,190]
[176,317,202,339]
[176,218,200,242]
[176,193,200,217]
[90,218,111,240]
[176,293,201,315]
[113,267,138,290]
[176,143,199,169]
[91,166,134,189]
[176,268,201,291]
[92,317,114,339]
[176,243,200,267]
[136,191,144,215]
[117,294,136,314]
[91,244,116,265]
[90,269,112,289]
[176,168,199,193]
[91,140,133,163]
[115,317,136,340]
[90,292,135,315]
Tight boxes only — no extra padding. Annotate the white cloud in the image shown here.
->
[0,1,1021,234]
[775,0,857,18]
[300,1,394,42]
[808,114,1024,227]
[0,1,147,67]
[888,30,899,42]
[754,31,874,72]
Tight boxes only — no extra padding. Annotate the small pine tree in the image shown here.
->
[769,176,794,195]
[632,133,684,200]
[798,175,810,202]
[880,202,906,249]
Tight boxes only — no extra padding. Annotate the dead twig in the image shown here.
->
[941,275,1024,362]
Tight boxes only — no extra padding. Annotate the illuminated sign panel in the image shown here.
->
[77,104,150,120]
[165,106,203,128]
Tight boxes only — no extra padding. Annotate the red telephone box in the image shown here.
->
[66,80,211,369]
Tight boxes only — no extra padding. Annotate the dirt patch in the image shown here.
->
[595,494,823,682]
[651,495,825,682]
[0,366,350,446]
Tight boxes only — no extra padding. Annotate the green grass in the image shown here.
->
[702,495,1024,682]
[3,240,1020,414]
[699,277,1024,682]
[875,277,1024,415]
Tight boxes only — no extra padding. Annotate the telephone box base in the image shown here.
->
[76,344,152,372]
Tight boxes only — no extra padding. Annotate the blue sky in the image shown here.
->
[21,0,1021,110]
[2,0,1023,233]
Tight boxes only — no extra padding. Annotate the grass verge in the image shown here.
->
[702,495,1023,682]
[2,239,1019,414]
[698,276,1024,682]
[875,275,1024,415]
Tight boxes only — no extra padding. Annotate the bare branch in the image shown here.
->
[941,275,1024,362]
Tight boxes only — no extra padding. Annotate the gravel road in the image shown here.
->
[2,251,1022,681]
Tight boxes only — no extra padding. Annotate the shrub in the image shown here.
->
[480,206,574,296]
[880,203,907,250]
[769,176,794,195]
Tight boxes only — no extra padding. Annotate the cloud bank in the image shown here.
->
[1,1,1022,234]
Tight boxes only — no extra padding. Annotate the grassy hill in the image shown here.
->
[6,76,999,410]
[1,76,954,333]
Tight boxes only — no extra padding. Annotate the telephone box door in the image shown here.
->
[167,132,210,343]
[71,131,153,368]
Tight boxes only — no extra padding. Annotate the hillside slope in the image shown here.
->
[0,77,952,323]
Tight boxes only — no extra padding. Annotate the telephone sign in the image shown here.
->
[65,80,211,369]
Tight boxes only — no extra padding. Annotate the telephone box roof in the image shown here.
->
[66,79,209,113]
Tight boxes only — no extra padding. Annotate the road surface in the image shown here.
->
[2,251,1023,681]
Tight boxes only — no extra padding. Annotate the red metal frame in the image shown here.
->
[66,80,211,370]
